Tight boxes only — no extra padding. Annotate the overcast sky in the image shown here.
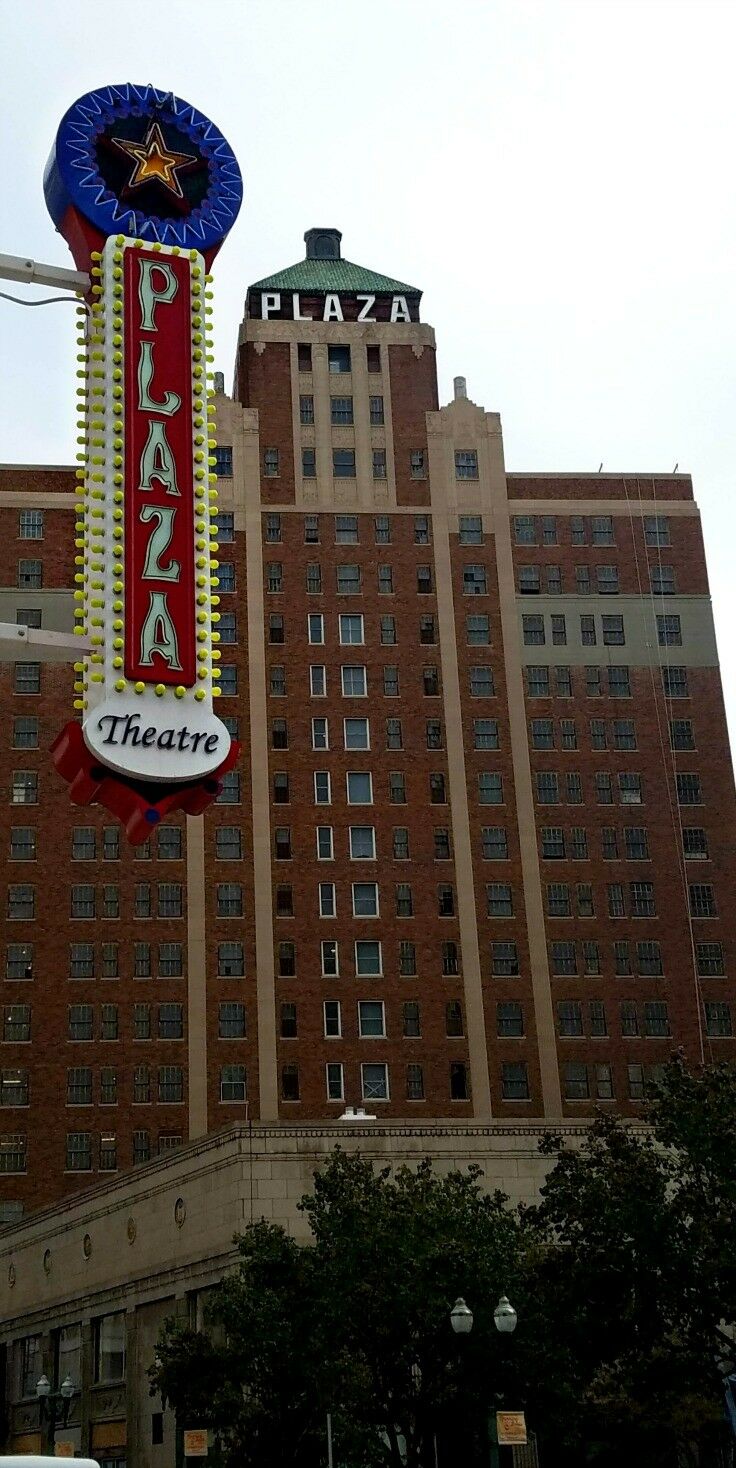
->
[1,0,735,750]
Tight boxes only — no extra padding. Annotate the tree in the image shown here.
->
[150,1150,526,1468]
[523,1057,736,1467]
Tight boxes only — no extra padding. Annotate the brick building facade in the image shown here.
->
[0,226,734,1217]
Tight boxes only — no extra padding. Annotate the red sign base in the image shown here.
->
[51,720,240,845]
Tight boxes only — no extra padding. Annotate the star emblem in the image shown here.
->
[110,121,200,201]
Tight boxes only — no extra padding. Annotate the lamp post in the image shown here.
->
[449,1294,518,1468]
[36,1373,76,1451]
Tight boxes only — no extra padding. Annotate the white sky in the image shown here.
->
[1,0,735,752]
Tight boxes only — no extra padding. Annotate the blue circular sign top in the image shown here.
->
[44,83,242,254]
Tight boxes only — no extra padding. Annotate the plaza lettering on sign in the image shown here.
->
[258,291,414,322]
[124,249,196,685]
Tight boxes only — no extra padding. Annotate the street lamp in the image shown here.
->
[449,1294,517,1335]
[36,1373,76,1446]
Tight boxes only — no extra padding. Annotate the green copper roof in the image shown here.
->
[250,256,421,295]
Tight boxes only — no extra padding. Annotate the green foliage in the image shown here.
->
[150,1059,736,1468]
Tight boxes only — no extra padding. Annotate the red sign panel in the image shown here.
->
[123,247,196,685]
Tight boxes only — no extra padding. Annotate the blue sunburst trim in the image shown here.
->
[44,83,242,251]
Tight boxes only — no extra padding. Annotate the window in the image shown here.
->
[487,883,512,917]
[547,882,571,917]
[69,944,94,979]
[492,941,519,977]
[417,565,433,594]
[541,827,565,859]
[584,941,602,976]
[663,666,688,699]
[18,508,43,541]
[318,882,335,919]
[682,827,708,860]
[563,1063,589,1100]
[337,563,361,594]
[267,561,283,592]
[356,940,382,976]
[619,1001,639,1037]
[601,615,624,647]
[320,940,338,977]
[358,1000,385,1037]
[459,515,483,544]
[625,827,649,859]
[571,827,588,859]
[696,942,724,976]
[470,665,494,697]
[463,564,487,595]
[474,719,499,749]
[628,1064,645,1101]
[371,448,387,479]
[450,1063,469,1101]
[523,615,545,646]
[566,773,583,804]
[518,566,540,595]
[218,771,241,804]
[586,667,602,697]
[514,515,537,545]
[335,514,358,546]
[651,565,676,595]
[677,773,702,805]
[637,941,662,976]
[374,515,391,544]
[619,773,642,805]
[301,447,317,479]
[263,448,279,478]
[18,560,42,589]
[479,772,503,805]
[217,883,243,918]
[455,450,478,479]
[64,1131,92,1171]
[265,513,282,544]
[218,1064,246,1103]
[269,616,285,648]
[392,827,409,860]
[342,665,367,697]
[367,344,381,372]
[429,771,446,804]
[496,1002,523,1037]
[589,1001,607,1037]
[610,720,636,753]
[580,614,596,647]
[320,999,341,1040]
[349,825,375,860]
[100,1003,118,1041]
[442,941,459,976]
[608,666,630,698]
[333,449,356,478]
[158,1065,184,1102]
[386,717,403,748]
[501,1062,529,1100]
[689,884,716,918]
[644,1001,670,1037]
[399,942,417,978]
[396,883,413,917]
[13,663,40,696]
[466,614,490,646]
[9,827,35,862]
[670,719,694,750]
[480,825,507,860]
[526,666,549,697]
[12,718,38,750]
[608,883,625,917]
[362,1062,389,1100]
[596,773,613,805]
[299,393,314,425]
[3,1005,30,1043]
[536,771,559,804]
[378,614,397,646]
[6,884,33,921]
[215,511,234,544]
[551,942,577,975]
[410,451,426,479]
[705,1002,732,1038]
[406,1064,424,1100]
[557,1001,583,1037]
[347,771,372,804]
[353,882,378,917]
[12,770,37,805]
[551,614,567,645]
[218,562,235,593]
[309,668,325,701]
[602,827,618,859]
[389,772,406,804]
[657,614,682,647]
[445,999,464,1037]
[313,771,330,805]
[328,344,351,373]
[158,1003,183,1040]
[369,395,385,426]
[0,1069,28,1107]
